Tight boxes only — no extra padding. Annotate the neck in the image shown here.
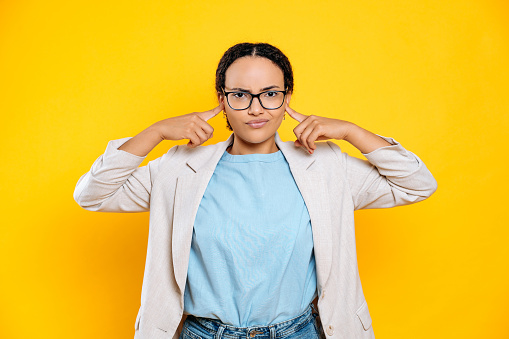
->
[227,134,279,155]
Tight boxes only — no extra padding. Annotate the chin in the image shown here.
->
[236,131,276,144]
[232,126,279,144]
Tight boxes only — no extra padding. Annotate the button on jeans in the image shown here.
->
[179,303,324,339]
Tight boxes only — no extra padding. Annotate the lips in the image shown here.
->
[246,119,269,128]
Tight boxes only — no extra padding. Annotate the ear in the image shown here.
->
[285,92,292,105]
[217,92,224,104]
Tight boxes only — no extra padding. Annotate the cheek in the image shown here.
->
[272,108,286,121]
[225,109,243,126]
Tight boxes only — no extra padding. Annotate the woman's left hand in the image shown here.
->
[286,105,354,154]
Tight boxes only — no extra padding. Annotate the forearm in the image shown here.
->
[344,123,392,154]
[117,124,163,157]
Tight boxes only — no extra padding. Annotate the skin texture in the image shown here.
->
[220,56,291,155]
[118,55,392,157]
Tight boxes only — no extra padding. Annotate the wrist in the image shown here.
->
[343,122,360,143]
[343,123,392,154]
[148,123,165,142]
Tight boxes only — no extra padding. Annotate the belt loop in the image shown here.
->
[215,324,225,339]
[269,326,276,339]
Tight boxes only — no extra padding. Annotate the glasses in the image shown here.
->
[223,89,287,110]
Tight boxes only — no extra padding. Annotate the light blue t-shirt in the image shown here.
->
[183,149,317,327]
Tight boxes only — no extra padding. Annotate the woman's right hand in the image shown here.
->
[153,102,224,148]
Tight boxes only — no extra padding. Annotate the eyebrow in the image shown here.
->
[227,85,281,93]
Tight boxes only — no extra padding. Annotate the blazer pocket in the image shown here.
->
[135,307,141,331]
[356,301,372,331]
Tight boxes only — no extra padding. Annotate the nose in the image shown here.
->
[248,96,263,115]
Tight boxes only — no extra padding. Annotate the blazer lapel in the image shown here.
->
[172,135,234,294]
[172,170,214,294]
[275,134,333,288]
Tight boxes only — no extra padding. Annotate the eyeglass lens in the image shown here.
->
[227,91,285,110]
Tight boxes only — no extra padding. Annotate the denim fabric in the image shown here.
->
[180,303,325,339]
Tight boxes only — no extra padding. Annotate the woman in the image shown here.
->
[74,43,437,339]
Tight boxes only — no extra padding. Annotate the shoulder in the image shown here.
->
[278,140,341,155]
[154,139,230,173]
[314,141,344,168]
[160,141,222,162]
[278,140,344,171]
[174,142,221,156]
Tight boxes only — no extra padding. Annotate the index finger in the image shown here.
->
[198,102,224,121]
[285,105,307,123]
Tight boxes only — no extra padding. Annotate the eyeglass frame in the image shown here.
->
[222,88,288,111]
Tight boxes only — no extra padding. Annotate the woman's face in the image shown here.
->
[221,56,291,152]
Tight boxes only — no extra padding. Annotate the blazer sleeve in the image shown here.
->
[73,137,177,213]
[328,135,438,210]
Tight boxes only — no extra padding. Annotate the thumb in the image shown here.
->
[285,105,307,123]
[198,102,224,121]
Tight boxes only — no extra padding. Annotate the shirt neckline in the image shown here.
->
[220,150,284,163]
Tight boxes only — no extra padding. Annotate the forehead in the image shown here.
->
[225,56,284,90]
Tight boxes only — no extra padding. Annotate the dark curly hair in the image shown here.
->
[215,42,294,130]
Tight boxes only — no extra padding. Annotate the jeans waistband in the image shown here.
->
[186,303,317,339]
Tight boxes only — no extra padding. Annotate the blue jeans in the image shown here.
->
[179,303,324,339]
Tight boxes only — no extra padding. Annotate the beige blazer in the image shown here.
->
[74,132,437,339]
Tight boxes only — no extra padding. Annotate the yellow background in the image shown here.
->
[1,0,508,338]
